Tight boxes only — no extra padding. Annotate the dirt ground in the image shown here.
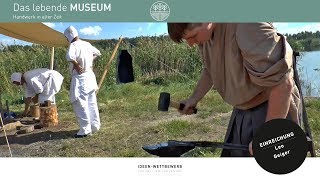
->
[0,117,79,157]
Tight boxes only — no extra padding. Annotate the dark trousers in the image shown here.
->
[221,101,294,157]
[221,101,269,157]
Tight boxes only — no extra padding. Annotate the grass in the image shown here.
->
[148,120,211,138]
[3,80,318,158]
[1,80,320,157]
[1,81,232,157]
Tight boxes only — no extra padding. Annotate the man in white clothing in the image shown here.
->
[11,68,64,117]
[64,26,101,138]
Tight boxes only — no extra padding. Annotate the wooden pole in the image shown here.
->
[50,47,55,70]
[97,35,123,94]
[5,100,9,116]
[0,91,4,120]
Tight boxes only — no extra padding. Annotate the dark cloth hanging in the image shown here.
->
[117,50,134,84]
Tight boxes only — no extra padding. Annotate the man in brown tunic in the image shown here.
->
[167,23,301,157]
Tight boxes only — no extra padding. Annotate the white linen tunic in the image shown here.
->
[23,68,64,103]
[66,39,101,103]
[66,39,101,136]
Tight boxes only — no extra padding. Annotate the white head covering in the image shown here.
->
[11,72,22,83]
[64,26,78,43]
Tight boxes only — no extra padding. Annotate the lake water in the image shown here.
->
[297,51,320,97]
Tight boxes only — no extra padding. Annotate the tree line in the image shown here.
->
[285,31,320,52]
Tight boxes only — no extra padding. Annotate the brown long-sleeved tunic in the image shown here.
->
[198,23,300,122]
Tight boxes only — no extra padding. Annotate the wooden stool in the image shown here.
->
[40,102,58,127]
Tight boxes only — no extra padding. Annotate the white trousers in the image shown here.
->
[72,90,100,135]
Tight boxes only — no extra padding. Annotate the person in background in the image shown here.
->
[64,26,101,138]
[11,68,64,117]
[167,23,301,157]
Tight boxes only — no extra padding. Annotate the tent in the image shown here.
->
[0,22,100,47]
[0,23,69,47]
[0,22,101,69]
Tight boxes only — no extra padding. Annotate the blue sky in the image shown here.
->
[0,22,320,46]
[43,22,168,39]
[0,22,168,46]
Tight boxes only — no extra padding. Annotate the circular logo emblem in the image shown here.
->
[150,1,170,21]
[252,119,308,174]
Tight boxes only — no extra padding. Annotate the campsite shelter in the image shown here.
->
[0,22,99,69]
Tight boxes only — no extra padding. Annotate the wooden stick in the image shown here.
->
[170,101,181,109]
[0,109,12,157]
[97,35,123,94]
[0,91,4,120]
[5,100,9,119]
[50,47,55,70]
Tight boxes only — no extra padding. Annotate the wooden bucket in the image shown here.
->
[30,104,40,119]
[40,104,58,127]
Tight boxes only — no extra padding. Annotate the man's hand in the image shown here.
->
[249,141,253,156]
[74,64,84,74]
[179,98,198,115]
[71,60,84,74]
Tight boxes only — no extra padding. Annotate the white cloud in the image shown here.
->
[43,22,55,28]
[79,26,102,36]
[138,27,143,32]
[274,23,320,34]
